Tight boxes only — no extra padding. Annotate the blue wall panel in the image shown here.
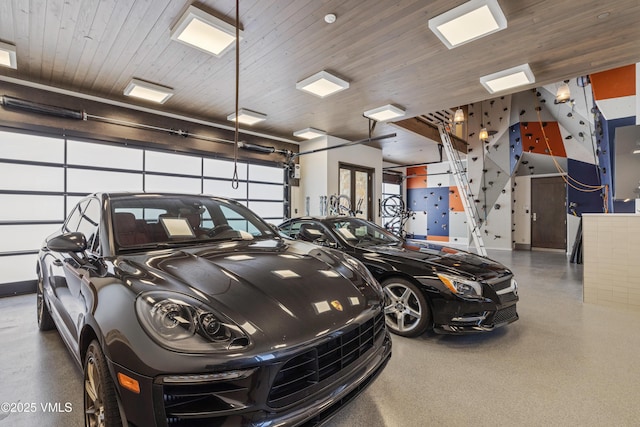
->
[425,187,450,237]
[509,123,523,175]
[567,159,604,216]
[407,188,429,212]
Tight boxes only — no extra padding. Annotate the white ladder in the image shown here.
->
[437,123,487,257]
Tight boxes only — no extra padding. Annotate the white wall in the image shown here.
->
[298,137,329,216]
[296,136,384,223]
[327,136,383,224]
[513,176,532,247]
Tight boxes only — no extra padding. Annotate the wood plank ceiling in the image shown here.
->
[1,0,639,165]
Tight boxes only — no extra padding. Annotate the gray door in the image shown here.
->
[531,176,566,250]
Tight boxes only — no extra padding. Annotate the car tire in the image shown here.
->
[36,274,55,331]
[84,340,123,427]
[382,277,430,337]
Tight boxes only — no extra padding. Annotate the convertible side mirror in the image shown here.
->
[47,232,88,253]
[314,237,338,249]
[267,223,280,234]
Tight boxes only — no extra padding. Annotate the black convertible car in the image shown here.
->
[278,217,518,337]
[37,193,391,427]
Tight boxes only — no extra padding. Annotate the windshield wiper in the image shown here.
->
[119,239,212,251]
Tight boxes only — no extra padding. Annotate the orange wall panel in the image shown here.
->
[449,187,464,212]
[590,64,636,100]
[407,166,427,189]
[519,121,566,158]
[427,235,449,242]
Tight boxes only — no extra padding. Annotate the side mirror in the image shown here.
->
[267,223,280,233]
[314,237,338,249]
[47,232,88,253]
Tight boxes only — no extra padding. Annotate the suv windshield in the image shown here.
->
[110,195,275,251]
[328,217,401,247]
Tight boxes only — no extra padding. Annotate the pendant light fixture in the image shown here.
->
[555,80,571,104]
[479,126,489,142]
[479,101,488,142]
[453,107,465,124]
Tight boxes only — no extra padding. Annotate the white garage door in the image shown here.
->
[0,129,284,294]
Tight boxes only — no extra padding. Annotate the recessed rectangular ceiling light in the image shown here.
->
[293,128,327,140]
[123,79,174,103]
[363,104,406,122]
[0,41,17,69]
[296,71,350,98]
[480,63,535,93]
[428,0,507,49]
[227,108,267,125]
[170,5,242,57]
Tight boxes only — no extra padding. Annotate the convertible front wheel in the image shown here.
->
[84,340,122,427]
[382,278,430,337]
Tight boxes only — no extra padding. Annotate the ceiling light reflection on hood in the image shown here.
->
[225,255,254,261]
[313,301,331,314]
[320,270,340,278]
[272,270,301,279]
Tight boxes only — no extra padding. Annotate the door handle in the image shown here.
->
[532,212,537,222]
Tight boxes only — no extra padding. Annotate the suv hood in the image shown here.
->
[117,239,381,347]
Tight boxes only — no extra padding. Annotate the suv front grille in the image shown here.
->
[268,312,385,408]
[161,380,251,427]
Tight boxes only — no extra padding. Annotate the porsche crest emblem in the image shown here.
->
[330,300,343,311]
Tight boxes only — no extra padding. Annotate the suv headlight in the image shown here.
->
[437,273,482,297]
[136,291,249,353]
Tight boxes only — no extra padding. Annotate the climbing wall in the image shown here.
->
[405,166,428,238]
[404,162,468,245]
[466,97,513,250]
[404,63,637,251]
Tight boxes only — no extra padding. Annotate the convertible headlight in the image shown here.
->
[437,273,483,297]
[136,291,249,353]
[342,254,383,295]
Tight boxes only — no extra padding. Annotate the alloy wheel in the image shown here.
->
[85,354,105,427]
[383,283,422,334]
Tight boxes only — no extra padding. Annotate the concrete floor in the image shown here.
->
[2,250,640,427]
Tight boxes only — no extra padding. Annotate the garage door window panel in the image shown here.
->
[0,163,64,192]
[67,140,143,170]
[0,131,64,163]
[248,201,282,219]
[145,174,201,194]
[204,158,247,179]
[249,164,283,184]
[0,224,62,253]
[0,254,37,283]
[204,179,247,200]
[145,151,202,176]
[0,195,64,222]
[67,169,143,193]
[248,183,283,200]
